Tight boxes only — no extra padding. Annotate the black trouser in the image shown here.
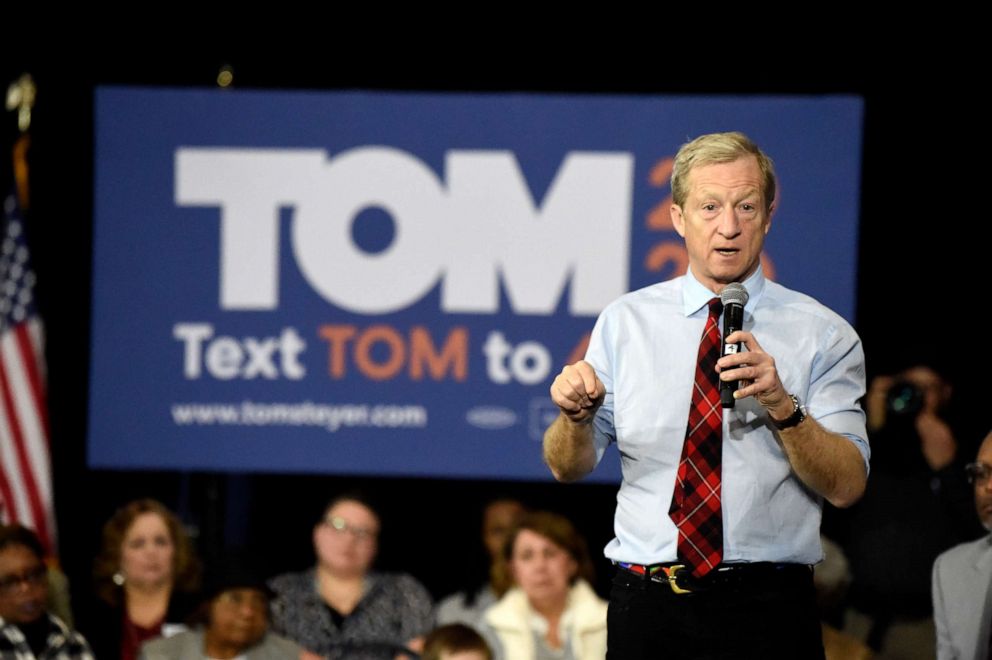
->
[607,565,825,660]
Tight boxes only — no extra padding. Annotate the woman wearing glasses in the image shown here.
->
[0,524,93,658]
[268,493,433,659]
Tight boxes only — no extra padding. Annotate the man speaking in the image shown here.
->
[543,132,869,659]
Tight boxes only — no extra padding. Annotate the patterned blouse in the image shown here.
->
[268,569,434,659]
[0,614,94,660]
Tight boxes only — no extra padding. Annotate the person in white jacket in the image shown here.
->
[481,511,607,660]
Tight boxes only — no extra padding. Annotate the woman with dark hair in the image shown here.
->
[481,511,606,660]
[78,499,201,660]
[268,493,434,659]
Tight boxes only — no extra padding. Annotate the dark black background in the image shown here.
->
[0,39,979,609]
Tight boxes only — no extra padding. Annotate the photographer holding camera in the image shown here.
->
[832,365,981,658]
[868,366,956,472]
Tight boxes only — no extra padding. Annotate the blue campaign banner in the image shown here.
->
[89,88,863,482]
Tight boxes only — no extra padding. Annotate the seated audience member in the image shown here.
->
[2,500,74,626]
[932,429,992,659]
[422,623,493,660]
[839,365,978,656]
[79,499,202,660]
[0,524,93,659]
[815,535,873,660]
[268,492,434,659]
[437,498,525,628]
[481,511,606,660]
[139,552,304,659]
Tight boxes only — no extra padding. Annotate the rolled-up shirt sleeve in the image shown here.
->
[584,307,616,466]
[807,320,870,473]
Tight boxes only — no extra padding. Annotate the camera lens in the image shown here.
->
[886,380,924,418]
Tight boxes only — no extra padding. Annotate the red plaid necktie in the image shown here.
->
[669,297,724,577]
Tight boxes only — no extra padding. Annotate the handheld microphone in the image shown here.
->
[719,282,749,409]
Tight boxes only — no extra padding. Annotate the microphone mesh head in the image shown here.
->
[720,282,749,307]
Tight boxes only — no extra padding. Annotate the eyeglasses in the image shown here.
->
[966,462,992,486]
[0,565,47,595]
[323,516,378,542]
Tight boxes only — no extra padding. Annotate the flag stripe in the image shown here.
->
[5,328,53,506]
[0,368,34,523]
[0,348,51,550]
[27,318,44,368]
[16,321,50,440]
[0,442,21,523]
[0,397,34,529]
[0,367,36,519]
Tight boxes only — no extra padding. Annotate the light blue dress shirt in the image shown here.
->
[586,267,868,566]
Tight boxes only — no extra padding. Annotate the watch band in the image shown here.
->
[771,394,806,430]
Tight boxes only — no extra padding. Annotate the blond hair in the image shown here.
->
[671,131,776,211]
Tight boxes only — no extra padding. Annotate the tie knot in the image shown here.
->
[707,297,723,319]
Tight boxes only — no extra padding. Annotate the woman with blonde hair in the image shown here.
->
[78,499,201,660]
[481,511,606,660]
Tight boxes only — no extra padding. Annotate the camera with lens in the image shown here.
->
[885,379,924,419]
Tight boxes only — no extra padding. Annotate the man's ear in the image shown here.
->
[671,204,686,238]
[763,202,775,235]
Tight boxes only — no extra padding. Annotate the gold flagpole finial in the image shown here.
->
[6,73,36,133]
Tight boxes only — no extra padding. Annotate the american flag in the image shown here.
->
[0,186,55,554]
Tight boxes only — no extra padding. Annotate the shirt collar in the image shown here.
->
[681,266,767,317]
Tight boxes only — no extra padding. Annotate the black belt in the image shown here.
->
[615,560,812,595]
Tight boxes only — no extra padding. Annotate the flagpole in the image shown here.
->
[6,73,34,209]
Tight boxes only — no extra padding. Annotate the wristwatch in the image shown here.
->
[771,394,806,430]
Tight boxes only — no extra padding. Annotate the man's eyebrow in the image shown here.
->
[694,187,762,201]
